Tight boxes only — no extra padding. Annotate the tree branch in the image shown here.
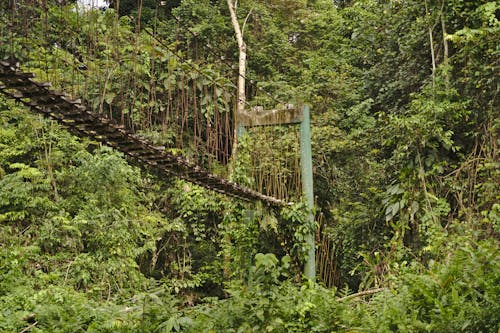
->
[19,321,38,333]
[336,288,387,302]
[242,6,254,37]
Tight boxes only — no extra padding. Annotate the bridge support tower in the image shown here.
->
[239,104,315,280]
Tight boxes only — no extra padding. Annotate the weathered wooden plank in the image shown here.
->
[31,97,72,108]
[28,79,52,88]
[239,106,302,127]
[0,79,32,89]
[11,88,48,99]
[0,71,35,80]
[119,144,148,153]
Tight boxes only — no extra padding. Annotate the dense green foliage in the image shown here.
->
[1,0,499,331]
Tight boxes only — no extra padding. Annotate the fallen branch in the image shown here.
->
[19,321,38,333]
[337,288,387,302]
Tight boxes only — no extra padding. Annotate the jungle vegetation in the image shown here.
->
[0,0,498,332]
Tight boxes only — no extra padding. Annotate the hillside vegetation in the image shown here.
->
[0,0,498,332]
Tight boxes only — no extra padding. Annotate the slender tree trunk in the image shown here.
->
[225,0,249,278]
[227,0,246,159]
[424,0,436,87]
[440,2,450,70]
[440,9,450,87]
[9,0,17,64]
[441,16,448,65]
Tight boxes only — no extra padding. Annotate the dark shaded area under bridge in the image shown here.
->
[0,61,285,207]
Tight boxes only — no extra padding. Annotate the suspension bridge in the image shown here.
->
[0,1,322,280]
[0,1,306,203]
[0,60,285,206]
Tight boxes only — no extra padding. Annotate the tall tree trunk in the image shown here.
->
[226,0,249,279]
[227,0,247,159]
[440,0,449,73]
[440,7,450,87]
[441,16,448,65]
[424,0,436,87]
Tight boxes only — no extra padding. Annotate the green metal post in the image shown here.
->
[300,105,315,280]
[237,123,246,138]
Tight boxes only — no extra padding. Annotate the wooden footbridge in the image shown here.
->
[0,61,285,206]
[0,0,322,279]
